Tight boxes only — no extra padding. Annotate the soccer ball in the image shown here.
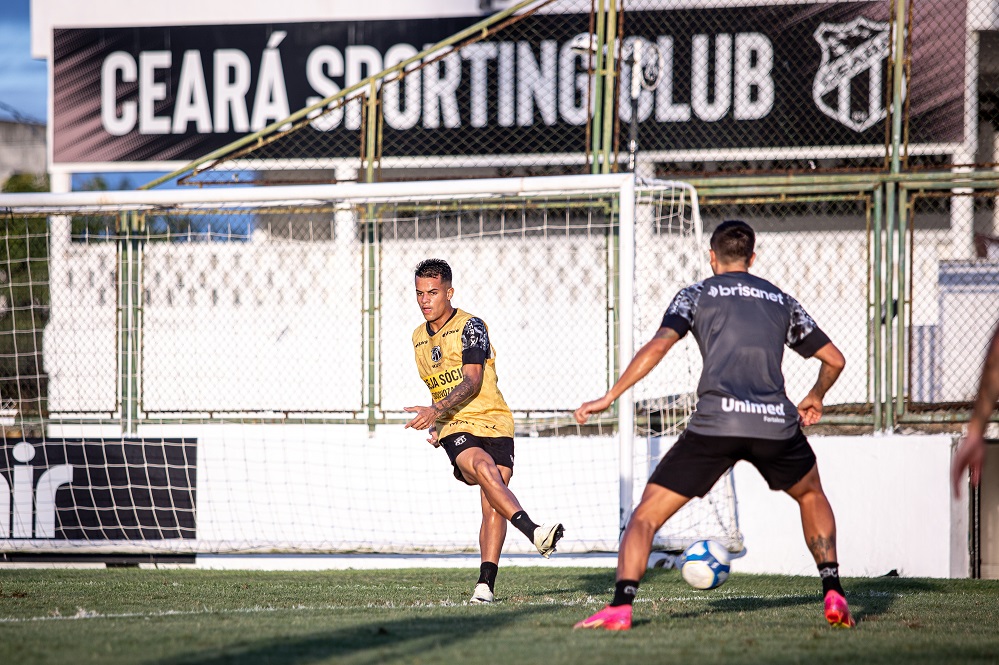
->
[678,540,731,590]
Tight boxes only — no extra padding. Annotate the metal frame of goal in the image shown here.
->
[0,173,740,556]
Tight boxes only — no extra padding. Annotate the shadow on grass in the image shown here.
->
[568,570,619,597]
[668,576,941,626]
[567,569,942,627]
[845,577,938,623]
[149,604,559,665]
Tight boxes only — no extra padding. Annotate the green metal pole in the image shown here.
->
[363,83,380,430]
[118,210,144,434]
[895,188,908,421]
[365,210,378,432]
[699,183,876,197]
[883,182,897,431]
[686,170,999,189]
[871,186,884,431]
[888,0,907,425]
[365,81,379,185]
[589,0,608,175]
[598,0,618,174]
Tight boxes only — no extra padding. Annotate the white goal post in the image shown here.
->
[0,173,740,556]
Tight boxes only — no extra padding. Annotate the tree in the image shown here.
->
[1,173,50,417]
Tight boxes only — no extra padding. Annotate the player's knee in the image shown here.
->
[629,507,665,534]
[786,465,822,498]
[471,457,499,484]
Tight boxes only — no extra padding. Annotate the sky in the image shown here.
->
[0,0,47,123]
[0,0,174,188]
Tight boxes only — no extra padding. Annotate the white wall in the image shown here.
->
[37,424,970,578]
[0,120,46,181]
[733,433,967,579]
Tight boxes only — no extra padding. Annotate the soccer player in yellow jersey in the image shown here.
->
[405,258,564,604]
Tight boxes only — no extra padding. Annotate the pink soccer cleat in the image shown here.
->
[824,590,856,628]
[573,604,632,631]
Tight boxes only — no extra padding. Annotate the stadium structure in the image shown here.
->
[0,0,996,579]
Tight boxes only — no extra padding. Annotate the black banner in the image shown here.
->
[51,2,965,165]
[0,439,196,540]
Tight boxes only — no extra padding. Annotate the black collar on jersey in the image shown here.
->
[425,308,458,337]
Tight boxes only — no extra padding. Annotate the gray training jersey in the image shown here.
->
[661,271,831,439]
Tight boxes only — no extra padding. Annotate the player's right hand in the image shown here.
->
[951,433,985,497]
[796,391,824,426]
[427,426,440,448]
[574,395,613,424]
[404,404,438,430]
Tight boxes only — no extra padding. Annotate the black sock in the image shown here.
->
[610,580,640,607]
[818,562,844,596]
[478,562,498,592]
[511,511,539,541]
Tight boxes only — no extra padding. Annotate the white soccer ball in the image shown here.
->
[679,540,731,590]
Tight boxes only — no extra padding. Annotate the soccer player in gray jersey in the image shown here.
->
[573,220,854,631]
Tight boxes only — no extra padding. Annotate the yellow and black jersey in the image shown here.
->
[412,308,514,439]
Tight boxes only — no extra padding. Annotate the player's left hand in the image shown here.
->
[574,394,614,424]
[404,405,439,431]
[796,391,824,426]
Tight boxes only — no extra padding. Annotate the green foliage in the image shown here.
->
[77,175,134,191]
[2,173,49,194]
[0,568,997,664]
[0,208,50,412]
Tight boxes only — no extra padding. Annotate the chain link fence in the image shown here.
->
[34,0,999,429]
[2,182,652,431]
[698,196,875,415]
[907,189,999,415]
[0,179,726,554]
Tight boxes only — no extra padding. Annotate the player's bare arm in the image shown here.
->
[405,363,484,430]
[796,342,846,427]
[574,327,681,424]
[952,324,999,495]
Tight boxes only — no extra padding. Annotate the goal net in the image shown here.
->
[0,174,740,556]
[633,181,743,554]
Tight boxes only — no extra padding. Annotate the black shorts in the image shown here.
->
[648,428,817,498]
[438,432,515,485]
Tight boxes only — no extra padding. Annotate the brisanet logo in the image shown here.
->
[1,442,74,539]
[708,283,784,303]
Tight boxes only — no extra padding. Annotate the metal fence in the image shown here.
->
[36,0,999,430]
[6,176,999,438]
[1,176,755,555]
[3,176,700,433]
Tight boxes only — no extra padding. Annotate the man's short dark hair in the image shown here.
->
[415,258,452,284]
[710,220,755,264]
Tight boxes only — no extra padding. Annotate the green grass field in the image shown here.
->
[1,567,997,664]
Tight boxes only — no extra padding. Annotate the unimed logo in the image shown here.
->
[721,398,786,417]
[1,442,74,539]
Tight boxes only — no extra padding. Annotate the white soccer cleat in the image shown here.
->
[469,583,494,604]
[533,522,565,558]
